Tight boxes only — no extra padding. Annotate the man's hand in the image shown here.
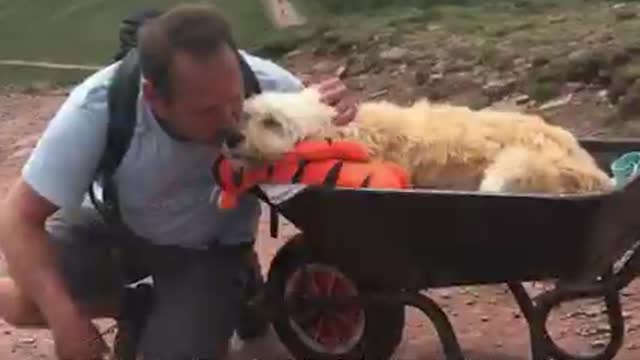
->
[0,179,108,359]
[50,308,109,360]
[310,77,359,126]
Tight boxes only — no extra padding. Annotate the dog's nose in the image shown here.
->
[224,131,246,148]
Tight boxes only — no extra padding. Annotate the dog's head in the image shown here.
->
[220,87,337,168]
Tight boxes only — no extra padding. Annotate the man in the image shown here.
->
[0,4,356,360]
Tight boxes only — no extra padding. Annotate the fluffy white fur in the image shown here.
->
[223,87,614,195]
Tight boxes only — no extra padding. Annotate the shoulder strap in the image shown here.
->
[89,48,141,225]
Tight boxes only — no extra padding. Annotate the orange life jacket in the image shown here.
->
[211,139,410,209]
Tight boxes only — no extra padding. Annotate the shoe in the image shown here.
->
[236,257,270,341]
[113,283,154,360]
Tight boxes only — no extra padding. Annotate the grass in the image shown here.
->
[0,0,294,85]
[4,0,640,86]
[0,0,280,64]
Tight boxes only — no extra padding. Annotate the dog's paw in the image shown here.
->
[478,175,509,193]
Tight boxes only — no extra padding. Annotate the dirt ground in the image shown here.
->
[0,89,639,360]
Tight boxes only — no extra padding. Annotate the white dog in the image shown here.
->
[221,87,614,195]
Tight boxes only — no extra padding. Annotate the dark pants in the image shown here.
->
[46,206,260,359]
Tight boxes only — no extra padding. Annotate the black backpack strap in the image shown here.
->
[89,48,141,226]
[112,8,163,63]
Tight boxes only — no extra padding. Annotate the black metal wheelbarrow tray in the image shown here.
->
[254,137,640,360]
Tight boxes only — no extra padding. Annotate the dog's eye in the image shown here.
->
[263,116,281,129]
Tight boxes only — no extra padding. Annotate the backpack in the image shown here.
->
[88,9,277,236]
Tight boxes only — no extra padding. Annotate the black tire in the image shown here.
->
[267,235,405,360]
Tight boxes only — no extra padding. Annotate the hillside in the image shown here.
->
[5,0,640,135]
[269,0,640,137]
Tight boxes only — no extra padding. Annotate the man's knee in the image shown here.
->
[0,279,44,327]
[138,246,250,359]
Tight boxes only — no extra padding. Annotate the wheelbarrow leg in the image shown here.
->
[509,278,627,360]
[394,292,466,360]
[507,282,549,360]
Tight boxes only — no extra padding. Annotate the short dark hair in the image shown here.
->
[138,3,235,99]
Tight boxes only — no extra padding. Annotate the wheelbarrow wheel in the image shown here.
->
[267,234,405,360]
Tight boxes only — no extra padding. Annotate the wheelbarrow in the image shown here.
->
[253,137,640,360]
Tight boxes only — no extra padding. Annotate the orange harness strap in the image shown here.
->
[212,139,410,209]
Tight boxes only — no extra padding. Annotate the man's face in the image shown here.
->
[145,45,245,145]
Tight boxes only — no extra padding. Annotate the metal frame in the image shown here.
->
[277,241,640,360]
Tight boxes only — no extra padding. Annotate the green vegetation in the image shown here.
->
[4,0,640,86]
[0,0,294,85]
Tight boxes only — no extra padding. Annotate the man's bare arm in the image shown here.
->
[0,178,80,326]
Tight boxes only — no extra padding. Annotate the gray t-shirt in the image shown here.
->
[22,50,304,249]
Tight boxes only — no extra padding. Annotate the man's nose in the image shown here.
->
[224,131,246,148]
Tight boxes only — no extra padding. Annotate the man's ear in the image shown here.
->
[142,79,157,104]
[142,79,168,116]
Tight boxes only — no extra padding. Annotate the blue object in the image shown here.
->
[611,151,640,188]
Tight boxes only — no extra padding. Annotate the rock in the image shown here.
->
[432,61,447,74]
[312,61,335,73]
[527,80,562,103]
[379,47,410,62]
[445,61,474,73]
[566,82,586,93]
[590,339,608,349]
[614,8,637,21]
[548,15,568,24]
[455,90,492,110]
[583,304,606,317]
[605,47,632,67]
[438,289,454,299]
[415,70,428,86]
[513,57,528,68]
[480,315,490,322]
[8,147,33,160]
[344,60,371,77]
[609,64,640,103]
[429,73,444,82]
[284,49,304,59]
[531,55,550,68]
[465,299,476,306]
[621,289,634,297]
[539,94,573,110]
[594,324,611,335]
[482,78,518,100]
[566,49,605,82]
[322,31,340,44]
[515,94,531,105]
[624,41,640,55]
[17,337,36,345]
[617,79,640,119]
[368,89,389,99]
